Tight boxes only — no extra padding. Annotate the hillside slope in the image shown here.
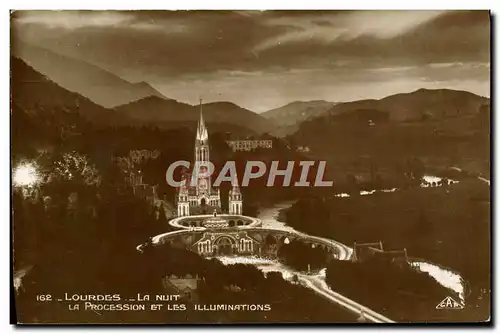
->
[11,56,127,154]
[115,98,275,134]
[290,88,490,177]
[262,100,336,126]
[325,89,488,122]
[12,40,169,107]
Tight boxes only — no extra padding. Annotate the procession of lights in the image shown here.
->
[13,162,40,187]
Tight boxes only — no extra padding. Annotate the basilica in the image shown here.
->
[176,103,243,217]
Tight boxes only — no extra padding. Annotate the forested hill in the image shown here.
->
[288,88,490,178]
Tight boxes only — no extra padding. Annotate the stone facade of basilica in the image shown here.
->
[177,103,243,217]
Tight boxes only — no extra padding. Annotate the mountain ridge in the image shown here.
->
[114,96,275,134]
[325,88,489,122]
[261,100,337,137]
[262,100,337,124]
[11,39,169,108]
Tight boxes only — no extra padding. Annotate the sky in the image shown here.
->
[11,10,490,112]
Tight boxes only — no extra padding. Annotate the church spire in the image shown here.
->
[196,98,208,142]
[229,171,242,215]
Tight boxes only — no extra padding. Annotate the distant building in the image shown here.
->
[129,149,160,162]
[129,170,158,202]
[120,152,175,215]
[224,284,243,292]
[163,274,200,301]
[113,149,160,170]
[226,139,273,152]
[352,241,408,263]
[296,146,310,153]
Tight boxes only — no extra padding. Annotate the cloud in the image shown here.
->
[12,10,194,35]
[253,11,445,53]
[12,11,132,29]
[10,10,490,110]
[153,59,490,112]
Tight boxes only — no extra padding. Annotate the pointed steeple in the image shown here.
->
[228,170,242,215]
[196,98,208,142]
[229,171,241,198]
[231,172,241,194]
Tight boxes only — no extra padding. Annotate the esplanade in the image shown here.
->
[168,212,262,231]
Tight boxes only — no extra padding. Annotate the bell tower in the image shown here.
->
[176,97,222,217]
[177,175,190,217]
[229,174,243,215]
[194,99,211,197]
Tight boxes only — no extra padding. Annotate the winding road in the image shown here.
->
[255,204,393,323]
[141,207,392,323]
[450,166,490,186]
[299,274,395,323]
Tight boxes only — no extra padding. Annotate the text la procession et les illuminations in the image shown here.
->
[35,293,272,312]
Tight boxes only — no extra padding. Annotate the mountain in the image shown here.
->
[290,88,490,176]
[325,88,489,122]
[114,97,276,134]
[10,57,270,147]
[114,96,193,122]
[262,100,336,126]
[200,102,276,134]
[261,100,336,137]
[11,57,114,119]
[11,40,169,108]
[11,56,125,152]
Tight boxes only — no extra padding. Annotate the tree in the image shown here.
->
[406,157,425,186]
[346,174,358,195]
[369,158,378,185]
[157,204,167,221]
[51,151,101,186]
[414,209,432,237]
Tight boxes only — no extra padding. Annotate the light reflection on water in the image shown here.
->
[255,202,466,302]
[216,255,297,281]
[412,261,465,301]
[421,175,459,187]
[257,201,298,233]
[217,255,466,306]
[334,175,459,197]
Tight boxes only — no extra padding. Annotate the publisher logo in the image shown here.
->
[436,296,464,310]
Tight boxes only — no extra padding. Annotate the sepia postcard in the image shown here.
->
[10,10,491,324]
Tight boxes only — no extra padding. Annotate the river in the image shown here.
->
[222,197,466,304]
[216,255,297,281]
[336,175,459,198]
[216,204,394,322]
[226,173,474,304]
